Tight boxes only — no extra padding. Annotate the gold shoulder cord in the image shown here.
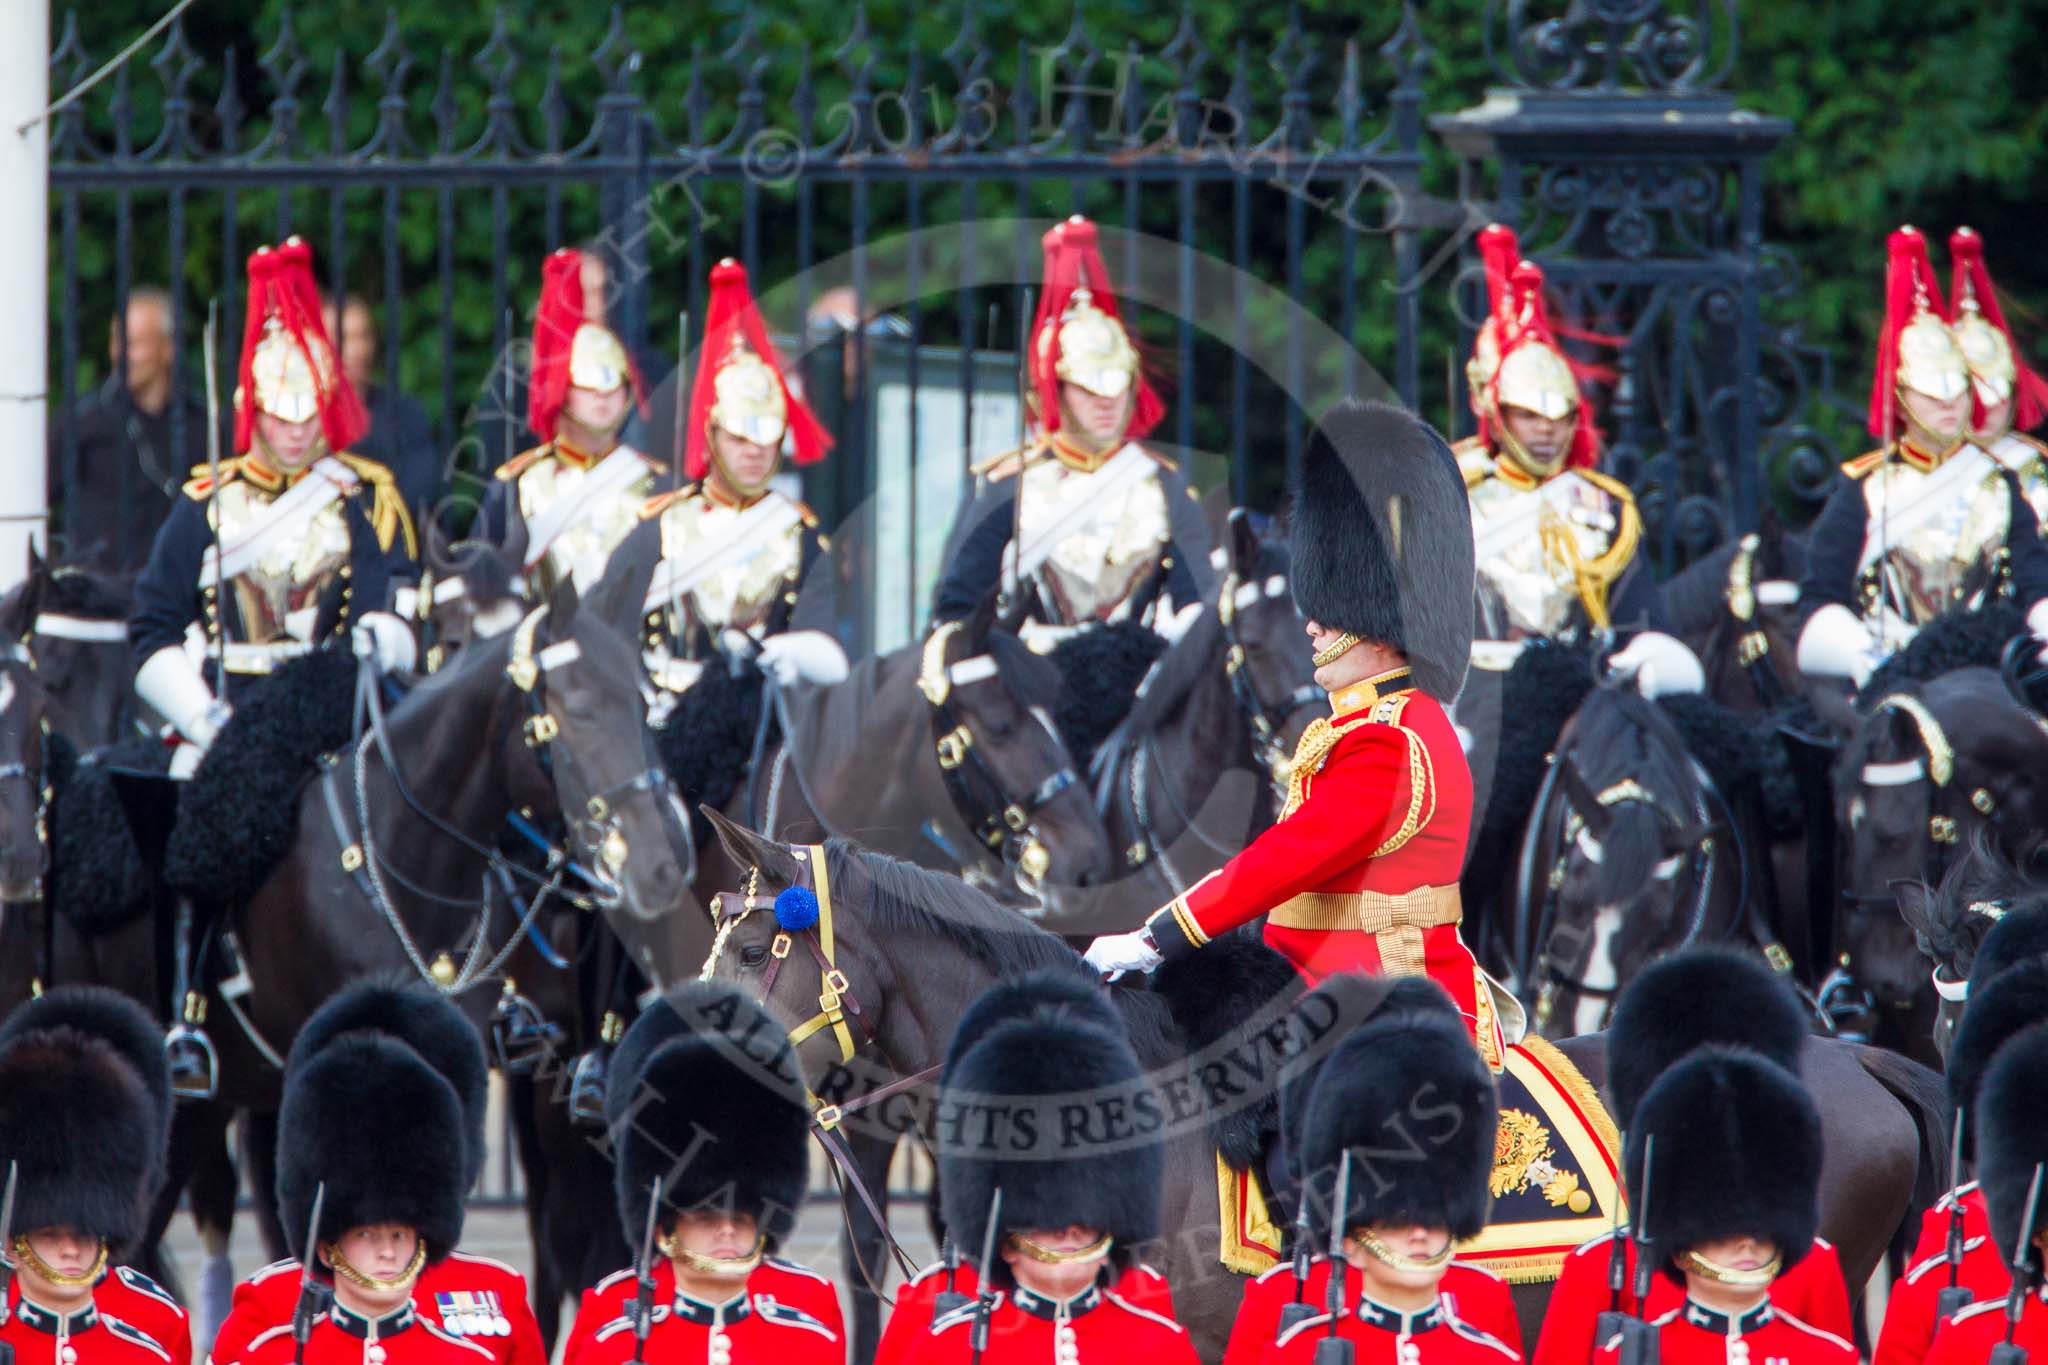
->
[1540,472,1642,630]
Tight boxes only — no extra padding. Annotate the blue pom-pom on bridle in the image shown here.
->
[774,885,820,932]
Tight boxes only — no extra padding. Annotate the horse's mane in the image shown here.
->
[1574,683,1699,794]
[1857,600,2025,713]
[43,567,131,618]
[1119,539,1290,739]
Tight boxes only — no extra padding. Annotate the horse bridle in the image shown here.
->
[1217,570,1325,787]
[919,621,1077,881]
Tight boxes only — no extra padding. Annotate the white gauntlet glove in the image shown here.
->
[354,611,419,674]
[136,646,228,749]
[1083,929,1163,980]
[1607,632,1705,699]
[1796,604,1882,688]
[756,630,850,687]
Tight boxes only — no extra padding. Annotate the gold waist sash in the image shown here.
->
[1266,884,1463,977]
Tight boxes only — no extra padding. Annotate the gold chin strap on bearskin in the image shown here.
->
[323,1240,428,1293]
[1355,1228,1454,1275]
[10,1236,109,1288]
[1007,1232,1115,1265]
[1680,1247,1781,1289]
[661,1232,766,1280]
[1311,633,1362,669]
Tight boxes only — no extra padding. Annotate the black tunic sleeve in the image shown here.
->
[1796,477,1871,624]
[1607,557,1666,634]
[2002,471,2048,610]
[127,496,209,667]
[931,486,1018,623]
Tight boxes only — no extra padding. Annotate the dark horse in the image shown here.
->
[1894,835,2048,1061]
[0,546,137,747]
[699,814,1943,1360]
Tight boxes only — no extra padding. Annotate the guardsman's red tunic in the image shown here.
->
[1532,1233,1851,1365]
[1925,1292,2048,1365]
[902,1283,1198,1365]
[1265,1294,1520,1365]
[209,1255,542,1365]
[1224,1258,1521,1365]
[1876,1184,2007,1365]
[1,1297,173,1365]
[7,1273,187,1365]
[563,1258,842,1365]
[574,1290,840,1365]
[1143,670,1500,1059]
[1593,1299,1855,1365]
[240,1303,490,1365]
[877,1262,1172,1365]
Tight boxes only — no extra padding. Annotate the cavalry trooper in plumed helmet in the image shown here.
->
[1797,226,2048,690]
[1084,400,1518,1068]
[1922,1018,2048,1364]
[1456,224,1702,699]
[0,989,184,1365]
[230,986,491,1365]
[1534,949,1852,1365]
[1261,978,1511,1365]
[565,981,841,1365]
[209,984,543,1365]
[1950,227,2048,524]
[1596,1043,1853,1365]
[128,237,418,780]
[597,258,843,721]
[931,217,1212,760]
[478,247,662,599]
[901,971,1198,1365]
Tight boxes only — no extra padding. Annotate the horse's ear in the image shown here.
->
[1894,878,1937,944]
[700,805,795,884]
[1227,507,1260,577]
[27,541,47,582]
[545,575,581,635]
[963,584,1001,649]
[425,518,457,578]
[498,491,531,572]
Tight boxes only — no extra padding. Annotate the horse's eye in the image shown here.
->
[740,945,769,967]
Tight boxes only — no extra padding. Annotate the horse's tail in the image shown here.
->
[1853,1042,1951,1252]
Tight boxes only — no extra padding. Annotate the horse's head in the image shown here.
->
[421,525,528,672]
[1218,509,1322,774]
[1895,833,2043,1062]
[0,550,131,749]
[924,590,1114,900]
[0,630,51,902]
[1834,670,2048,1010]
[493,578,687,921]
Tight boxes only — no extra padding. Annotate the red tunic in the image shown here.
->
[1,1297,173,1365]
[563,1258,841,1365]
[1876,1185,2006,1365]
[1592,1299,1855,1365]
[877,1262,1172,1365]
[1143,673,1498,1058]
[574,1290,839,1365]
[1532,1232,1851,1365]
[7,1274,187,1365]
[240,1303,492,1365]
[1926,1293,2048,1365]
[901,1283,1198,1365]
[1263,1293,1520,1365]
[1224,1258,1521,1365]
[209,1255,542,1365]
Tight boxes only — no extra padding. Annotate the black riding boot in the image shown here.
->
[163,896,218,1100]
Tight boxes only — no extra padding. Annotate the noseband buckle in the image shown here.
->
[771,932,793,959]
[1003,803,1030,833]
[525,713,560,748]
[935,726,972,770]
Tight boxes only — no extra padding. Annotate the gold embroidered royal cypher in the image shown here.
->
[1015,452,1171,622]
[212,478,351,645]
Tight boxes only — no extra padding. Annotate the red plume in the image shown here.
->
[1951,226,2048,432]
[233,238,367,455]
[527,248,647,445]
[1868,227,1948,439]
[1476,223,1519,328]
[1032,216,1165,441]
[684,259,833,482]
[1487,260,1601,470]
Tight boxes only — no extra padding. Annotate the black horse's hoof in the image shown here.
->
[568,1049,609,1127]
[165,1025,219,1102]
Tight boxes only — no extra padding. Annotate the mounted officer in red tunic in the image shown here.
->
[1083,399,1512,1064]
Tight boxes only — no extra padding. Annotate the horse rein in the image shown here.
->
[919,621,1077,881]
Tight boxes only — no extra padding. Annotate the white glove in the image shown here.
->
[1083,929,1163,979]
[354,611,419,674]
[1607,632,1705,699]
[756,630,850,687]
[1154,599,1205,645]
[1796,604,1880,688]
[135,646,228,750]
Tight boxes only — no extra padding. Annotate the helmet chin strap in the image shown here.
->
[708,428,782,501]
[1354,1229,1454,1274]
[662,1232,767,1280]
[1490,405,1571,480]
[1680,1247,1781,1289]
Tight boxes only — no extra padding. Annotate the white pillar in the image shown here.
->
[0,0,48,591]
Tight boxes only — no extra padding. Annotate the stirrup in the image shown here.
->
[165,1024,219,1101]
[489,986,563,1076]
[567,1048,610,1127]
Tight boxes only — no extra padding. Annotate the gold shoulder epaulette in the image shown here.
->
[1138,444,1181,474]
[1839,447,1890,481]
[1574,466,1640,508]
[333,452,418,558]
[971,440,1046,483]
[494,444,554,483]
[1450,436,1491,490]
[181,456,247,500]
[638,485,693,522]
[794,499,819,529]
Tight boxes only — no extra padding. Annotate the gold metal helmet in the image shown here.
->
[248,318,335,424]
[567,322,631,394]
[1494,336,1578,421]
[1046,288,1138,400]
[1896,306,1971,404]
[709,335,790,447]
[1952,306,2017,408]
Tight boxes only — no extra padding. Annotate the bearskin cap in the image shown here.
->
[1289,400,1474,702]
[0,1020,156,1251]
[605,982,811,1252]
[1978,1022,2048,1272]
[1605,947,1808,1128]
[0,988,171,1189]
[1949,957,2048,1159]
[1279,975,1460,1187]
[1967,904,2048,995]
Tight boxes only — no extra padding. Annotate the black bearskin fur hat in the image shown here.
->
[605,982,811,1253]
[1949,957,2048,1159]
[0,988,171,1187]
[277,1031,467,1264]
[939,972,1162,1262]
[0,1023,155,1251]
[1289,400,1474,701]
[1279,975,1461,1186]
[1968,905,2048,995]
[1297,1004,1496,1243]
[1606,946,1808,1128]
[1627,1046,1820,1280]
[1978,1022,2048,1271]
[291,981,489,1185]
